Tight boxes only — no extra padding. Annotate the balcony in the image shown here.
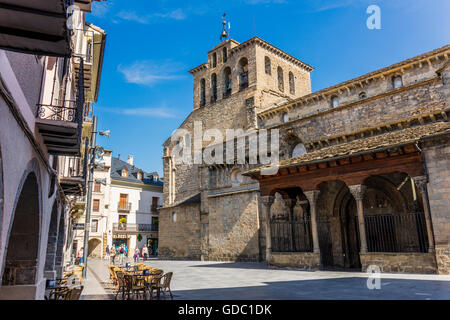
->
[59,155,87,196]
[36,60,85,156]
[118,201,132,212]
[113,223,159,237]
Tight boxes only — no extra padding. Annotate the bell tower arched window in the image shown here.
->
[200,78,206,107]
[265,56,271,75]
[289,72,295,95]
[277,67,284,92]
[224,67,232,98]
[392,75,403,89]
[239,57,249,90]
[212,52,217,68]
[211,73,217,103]
[223,47,227,63]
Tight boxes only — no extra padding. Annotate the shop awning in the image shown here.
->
[0,0,70,56]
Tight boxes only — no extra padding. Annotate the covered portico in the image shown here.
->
[245,121,450,273]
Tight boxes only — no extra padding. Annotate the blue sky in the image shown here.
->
[88,0,450,175]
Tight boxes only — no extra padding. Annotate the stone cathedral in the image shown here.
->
[159,36,450,275]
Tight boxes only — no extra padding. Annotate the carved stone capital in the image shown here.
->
[304,190,320,205]
[412,175,428,192]
[348,185,367,201]
[260,196,274,208]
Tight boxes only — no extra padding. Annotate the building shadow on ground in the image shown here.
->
[171,277,450,300]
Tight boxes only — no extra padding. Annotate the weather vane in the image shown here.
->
[220,13,230,41]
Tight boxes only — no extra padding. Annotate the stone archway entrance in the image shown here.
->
[2,172,40,286]
[88,238,102,258]
[337,191,361,269]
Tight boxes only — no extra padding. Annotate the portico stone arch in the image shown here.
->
[1,158,42,286]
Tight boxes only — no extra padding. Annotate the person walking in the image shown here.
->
[110,246,116,265]
[134,247,140,263]
[105,245,110,260]
[78,247,84,265]
[119,244,125,265]
[142,245,148,261]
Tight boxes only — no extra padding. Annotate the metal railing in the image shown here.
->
[37,59,85,126]
[364,212,428,253]
[270,219,313,252]
[118,201,132,212]
[113,223,159,232]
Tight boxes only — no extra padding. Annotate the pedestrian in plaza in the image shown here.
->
[105,245,110,260]
[119,244,125,265]
[142,245,148,261]
[110,246,116,265]
[78,247,84,265]
[134,247,140,263]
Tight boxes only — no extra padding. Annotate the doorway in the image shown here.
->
[339,194,361,269]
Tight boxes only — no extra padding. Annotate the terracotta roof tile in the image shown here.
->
[244,121,450,175]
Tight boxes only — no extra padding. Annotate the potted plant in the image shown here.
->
[119,217,127,230]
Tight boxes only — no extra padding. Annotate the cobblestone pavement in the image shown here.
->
[81,258,450,300]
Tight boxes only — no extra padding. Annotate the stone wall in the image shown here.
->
[360,253,437,274]
[423,136,450,274]
[207,191,260,261]
[158,203,202,260]
[268,252,320,270]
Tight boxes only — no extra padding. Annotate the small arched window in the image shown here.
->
[265,57,271,75]
[212,52,217,68]
[392,75,403,89]
[289,72,295,95]
[359,91,367,100]
[231,169,243,185]
[121,168,128,178]
[239,57,249,90]
[172,212,177,222]
[282,112,289,123]
[200,78,206,107]
[223,47,227,63]
[292,143,307,157]
[224,67,232,98]
[211,74,217,103]
[331,96,339,108]
[277,67,284,92]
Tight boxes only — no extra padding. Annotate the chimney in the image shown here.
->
[127,155,134,165]
[118,154,120,160]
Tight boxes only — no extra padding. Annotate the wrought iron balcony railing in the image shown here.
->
[35,58,85,156]
[118,202,132,212]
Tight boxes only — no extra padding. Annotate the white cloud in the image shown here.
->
[117,60,185,86]
[98,106,178,118]
[90,0,113,17]
[116,8,186,24]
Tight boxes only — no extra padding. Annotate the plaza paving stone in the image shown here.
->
[81,258,450,300]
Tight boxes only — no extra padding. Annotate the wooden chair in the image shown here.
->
[48,287,71,300]
[114,271,130,300]
[125,274,147,300]
[158,272,174,300]
[65,286,84,300]
[147,270,164,300]
[108,265,118,286]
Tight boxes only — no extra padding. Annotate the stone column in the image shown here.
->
[304,190,320,254]
[349,185,368,253]
[260,196,274,262]
[412,176,435,253]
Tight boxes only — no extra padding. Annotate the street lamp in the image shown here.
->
[82,115,110,279]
